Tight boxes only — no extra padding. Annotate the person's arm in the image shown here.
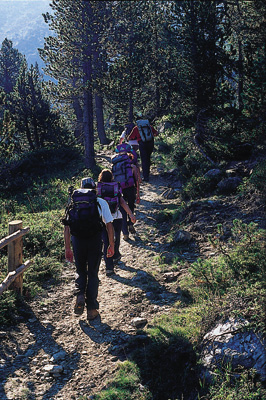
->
[120,196,136,224]
[64,225,73,262]
[119,130,126,144]
[132,165,140,204]
[106,222,115,257]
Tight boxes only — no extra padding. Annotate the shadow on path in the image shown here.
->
[111,261,190,306]
[0,304,80,400]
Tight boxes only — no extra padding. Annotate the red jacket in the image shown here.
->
[128,125,158,142]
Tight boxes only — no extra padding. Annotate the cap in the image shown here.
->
[115,143,132,153]
[81,177,96,189]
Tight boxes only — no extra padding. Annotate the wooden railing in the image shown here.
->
[0,220,31,295]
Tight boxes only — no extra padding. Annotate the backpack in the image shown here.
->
[111,153,135,190]
[97,181,121,214]
[116,143,138,165]
[62,189,103,237]
[136,119,153,142]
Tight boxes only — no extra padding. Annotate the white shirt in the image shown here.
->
[97,197,113,224]
[112,208,122,220]
[120,130,139,147]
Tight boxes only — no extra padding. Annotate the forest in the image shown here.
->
[0,1,265,399]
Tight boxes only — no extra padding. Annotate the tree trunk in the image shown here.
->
[95,93,110,144]
[237,39,244,111]
[83,68,95,169]
[82,2,95,169]
[25,118,35,150]
[72,97,83,143]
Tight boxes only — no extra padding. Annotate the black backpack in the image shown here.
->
[62,189,103,237]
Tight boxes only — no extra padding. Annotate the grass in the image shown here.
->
[199,368,266,400]
[93,361,152,400]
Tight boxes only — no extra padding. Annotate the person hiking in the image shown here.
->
[97,169,136,275]
[111,146,140,240]
[119,122,138,151]
[127,118,158,182]
[63,177,115,320]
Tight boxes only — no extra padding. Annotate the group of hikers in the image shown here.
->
[63,118,158,320]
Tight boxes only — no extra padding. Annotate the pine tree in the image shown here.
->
[0,39,24,94]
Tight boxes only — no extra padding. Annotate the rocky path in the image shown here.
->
[1,153,264,400]
[0,166,182,400]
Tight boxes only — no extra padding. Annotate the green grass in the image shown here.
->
[93,361,152,400]
[199,368,266,400]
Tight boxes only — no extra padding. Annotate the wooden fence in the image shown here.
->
[0,220,31,296]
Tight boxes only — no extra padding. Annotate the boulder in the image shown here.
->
[204,169,222,179]
[201,319,266,383]
[173,230,192,243]
[217,177,242,194]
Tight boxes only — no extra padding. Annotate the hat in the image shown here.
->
[81,177,96,189]
[115,143,132,153]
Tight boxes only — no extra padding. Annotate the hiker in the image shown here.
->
[97,169,136,275]
[63,177,115,320]
[127,119,158,182]
[119,123,142,183]
[111,146,140,240]
[119,122,138,151]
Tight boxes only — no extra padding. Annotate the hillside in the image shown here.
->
[0,148,265,400]
[0,0,51,71]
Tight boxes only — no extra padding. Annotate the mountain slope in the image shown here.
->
[0,0,51,72]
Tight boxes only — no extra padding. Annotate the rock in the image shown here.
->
[201,319,266,382]
[204,169,222,179]
[50,350,67,363]
[43,364,64,375]
[173,230,192,243]
[157,121,172,134]
[163,272,177,282]
[217,177,242,194]
[161,188,178,199]
[131,317,148,328]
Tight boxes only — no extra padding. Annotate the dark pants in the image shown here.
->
[139,139,154,181]
[121,186,136,235]
[71,232,102,310]
[102,218,122,271]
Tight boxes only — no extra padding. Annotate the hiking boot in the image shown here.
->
[128,225,136,234]
[106,269,115,276]
[123,234,129,241]
[87,309,99,320]
[74,294,85,315]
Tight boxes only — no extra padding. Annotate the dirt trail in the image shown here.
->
[0,165,181,400]
[1,152,264,400]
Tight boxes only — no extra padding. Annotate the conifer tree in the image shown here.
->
[40,0,112,167]
[12,62,56,150]
[0,39,24,94]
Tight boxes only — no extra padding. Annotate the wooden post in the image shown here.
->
[8,220,23,294]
